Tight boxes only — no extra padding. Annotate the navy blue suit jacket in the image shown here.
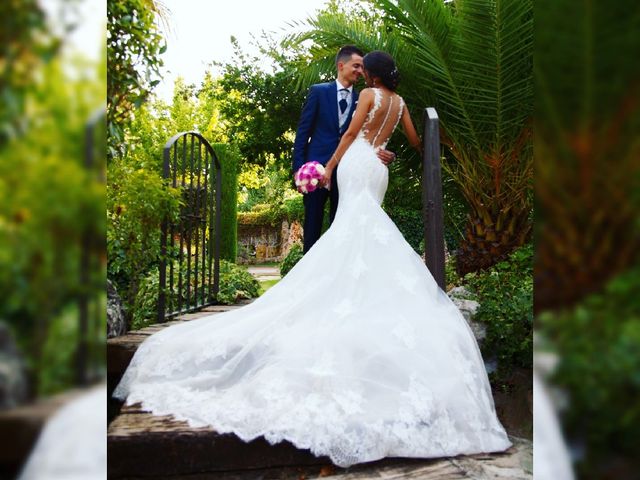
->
[293,82,359,173]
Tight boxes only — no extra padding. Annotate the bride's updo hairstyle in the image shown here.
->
[363,51,400,91]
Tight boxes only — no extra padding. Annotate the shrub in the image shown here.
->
[282,195,304,223]
[211,143,239,262]
[445,255,461,290]
[131,269,161,330]
[385,206,423,254]
[237,203,280,226]
[463,243,533,378]
[280,243,303,276]
[237,195,304,227]
[107,164,182,314]
[539,266,640,476]
[217,260,260,304]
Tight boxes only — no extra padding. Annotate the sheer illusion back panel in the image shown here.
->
[359,88,405,150]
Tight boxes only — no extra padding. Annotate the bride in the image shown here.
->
[113,51,511,468]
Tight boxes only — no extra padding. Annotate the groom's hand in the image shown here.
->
[377,149,396,166]
[321,168,333,191]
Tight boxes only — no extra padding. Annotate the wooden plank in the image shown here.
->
[422,107,446,290]
[112,458,467,480]
[108,417,330,478]
[108,420,530,479]
[119,402,150,415]
[108,402,531,479]
[174,311,212,321]
[109,413,213,435]
[199,302,253,313]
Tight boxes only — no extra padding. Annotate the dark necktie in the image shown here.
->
[339,88,349,114]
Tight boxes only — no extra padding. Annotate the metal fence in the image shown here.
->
[158,132,222,322]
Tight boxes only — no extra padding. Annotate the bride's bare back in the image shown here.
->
[359,88,405,150]
[324,86,421,184]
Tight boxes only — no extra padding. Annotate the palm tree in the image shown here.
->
[288,0,533,274]
[535,0,640,311]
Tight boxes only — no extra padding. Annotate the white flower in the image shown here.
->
[310,178,318,186]
[300,179,309,186]
[314,164,325,174]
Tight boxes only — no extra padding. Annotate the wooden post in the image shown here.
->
[422,108,446,290]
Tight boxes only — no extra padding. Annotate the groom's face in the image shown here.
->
[339,54,364,85]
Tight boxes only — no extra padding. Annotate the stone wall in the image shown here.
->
[237,220,303,264]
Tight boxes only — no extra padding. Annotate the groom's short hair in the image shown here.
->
[336,45,365,66]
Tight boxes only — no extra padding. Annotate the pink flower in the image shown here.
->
[294,161,326,194]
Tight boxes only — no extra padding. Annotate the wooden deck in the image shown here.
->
[108,400,531,479]
[107,301,532,479]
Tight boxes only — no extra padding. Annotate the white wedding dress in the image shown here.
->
[113,88,511,467]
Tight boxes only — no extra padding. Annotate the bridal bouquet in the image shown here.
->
[294,161,326,194]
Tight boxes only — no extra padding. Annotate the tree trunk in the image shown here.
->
[455,207,531,276]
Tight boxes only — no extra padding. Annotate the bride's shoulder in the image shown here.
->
[357,88,377,104]
[358,88,376,98]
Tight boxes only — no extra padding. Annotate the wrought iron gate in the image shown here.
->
[158,132,222,322]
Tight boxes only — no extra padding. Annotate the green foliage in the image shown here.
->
[238,204,278,226]
[0,0,61,147]
[238,196,304,227]
[383,152,468,255]
[212,37,306,167]
[440,169,469,252]
[131,268,161,330]
[280,243,304,277]
[445,255,460,290]
[283,196,305,223]
[107,162,182,313]
[107,0,167,159]
[259,279,280,295]
[463,243,533,378]
[122,100,172,173]
[238,157,299,212]
[0,23,105,396]
[123,75,229,174]
[237,157,303,229]
[39,298,106,395]
[539,266,640,475]
[217,261,261,305]
[385,206,423,254]
[211,143,239,262]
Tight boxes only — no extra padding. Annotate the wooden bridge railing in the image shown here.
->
[422,108,446,290]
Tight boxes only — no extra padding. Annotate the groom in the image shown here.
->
[293,45,395,253]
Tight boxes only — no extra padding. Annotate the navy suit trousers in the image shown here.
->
[302,168,339,253]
